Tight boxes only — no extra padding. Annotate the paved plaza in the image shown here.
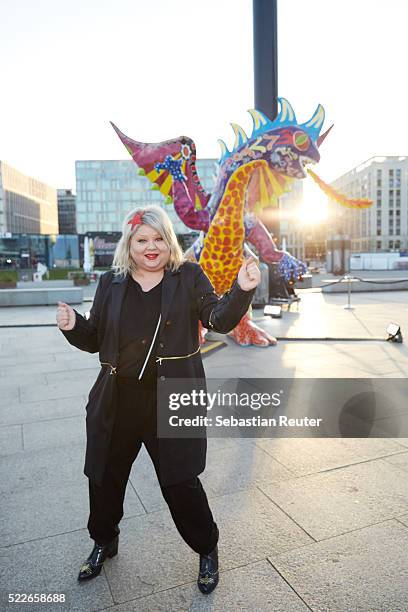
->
[1,285,408,611]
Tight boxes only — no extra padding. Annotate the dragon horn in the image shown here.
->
[217,139,230,163]
[276,98,297,124]
[230,123,248,149]
[248,109,271,135]
[317,124,334,148]
[301,104,325,139]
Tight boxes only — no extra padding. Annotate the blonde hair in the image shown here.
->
[112,205,184,277]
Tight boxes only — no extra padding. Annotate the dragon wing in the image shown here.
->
[110,122,210,211]
[246,163,295,213]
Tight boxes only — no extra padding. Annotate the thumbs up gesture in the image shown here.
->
[56,301,76,331]
[237,255,261,291]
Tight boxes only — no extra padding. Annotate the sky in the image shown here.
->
[1,0,407,199]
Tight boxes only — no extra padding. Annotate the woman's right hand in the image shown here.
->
[56,301,76,331]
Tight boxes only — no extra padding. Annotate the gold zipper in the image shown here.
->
[156,345,200,366]
[100,361,117,375]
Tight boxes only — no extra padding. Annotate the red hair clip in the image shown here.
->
[127,210,145,231]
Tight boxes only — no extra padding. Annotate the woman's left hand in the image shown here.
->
[237,255,261,291]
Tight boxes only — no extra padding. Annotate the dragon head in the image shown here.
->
[267,125,320,179]
[218,98,326,180]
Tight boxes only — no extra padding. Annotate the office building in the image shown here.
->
[0,161,58,234]
[75,159,217,234]
[57,189,77,234]
[329,156,408,252]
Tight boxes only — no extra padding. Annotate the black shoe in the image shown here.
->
[197,545,219,594]
[77,535,119,581]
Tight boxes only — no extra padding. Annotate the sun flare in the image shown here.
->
[297,201,328,225]
[297,181,329,225]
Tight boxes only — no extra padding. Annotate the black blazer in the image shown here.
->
[61,261,255,486]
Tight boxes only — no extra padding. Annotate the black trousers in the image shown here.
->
[87,380,218,556]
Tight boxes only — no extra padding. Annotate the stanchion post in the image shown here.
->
[343,274,355,310]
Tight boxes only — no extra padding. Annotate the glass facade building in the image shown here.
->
[57,189,77,234]
[75,159,217,234]
[0,234,79,270]
[0,161,58,234]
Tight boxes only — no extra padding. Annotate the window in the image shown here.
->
[389,241,394,249]
[377,229,381,236]
[377,240,382,249]
[377,189,381,198]
[395,240,401,248]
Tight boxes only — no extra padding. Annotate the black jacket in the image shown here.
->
[61,260,255,486]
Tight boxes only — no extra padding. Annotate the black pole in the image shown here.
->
[253,0,278,120]
[253,0,279,241]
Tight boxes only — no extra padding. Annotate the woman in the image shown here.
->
[56,205,260,594]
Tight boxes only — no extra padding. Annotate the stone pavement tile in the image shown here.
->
[23,415,86,451]
[0,478,144,547]
[100,559,309,612]
[44,369,98,386]
[53,355,101,372]
[52,348,99,362]
[0,385,19,406]
[269,520,408,612]
[0,443,86,494]
[199,443,295,497]
[255,437,406,476]
[129,440,238,514]
[19,380,94,403]
[259,458,408,540]
[0,353,56,369]
[299,363,377,378]
[0,372,48,388]
[207,437,238,453]
[0,395,87,426]
[203,337,408,379]
[391,437,408,448]
[0,360,75,378]
[7,343,74,357]
[383,450,408,473]
[0,424,23,455]
[102,488,312,604]
[0,529,114,612]
[281,346,408,376]
[397,513,408,527]
[378,371,408,378]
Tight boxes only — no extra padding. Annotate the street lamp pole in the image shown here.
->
[253,0,278,119]
[253,0,279,239]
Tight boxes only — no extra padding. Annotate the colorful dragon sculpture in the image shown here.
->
[111,98,372,347]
